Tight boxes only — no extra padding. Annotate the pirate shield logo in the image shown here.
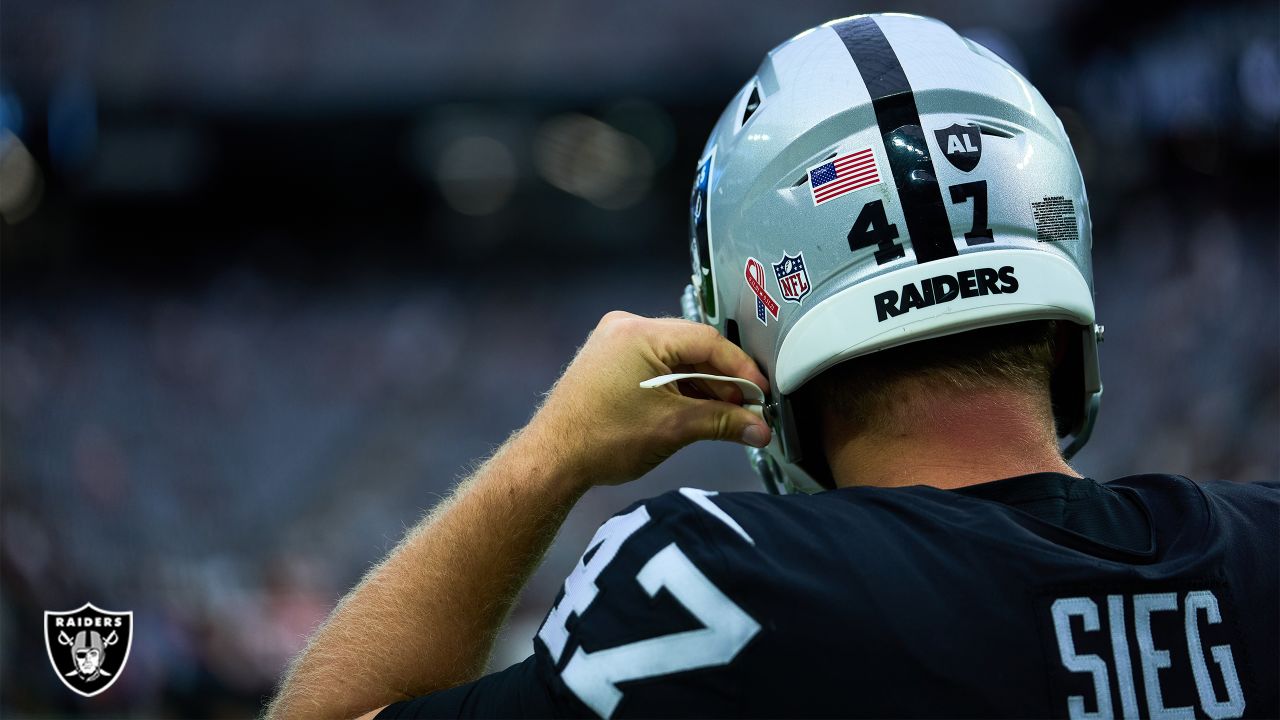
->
[45,603,133,697]
[933,123,982,172]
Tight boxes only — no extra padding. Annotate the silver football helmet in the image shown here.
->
[684,13,1102,494]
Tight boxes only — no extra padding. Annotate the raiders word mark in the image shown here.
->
[874,266,1017,322]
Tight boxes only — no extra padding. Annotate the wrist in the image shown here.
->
[500,420,596,500]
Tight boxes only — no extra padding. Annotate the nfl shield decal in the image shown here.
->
[772,252,811,304]
[45,602,133,697]
[933,123,982,172]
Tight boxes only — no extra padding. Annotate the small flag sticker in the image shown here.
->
[807,148,880,206]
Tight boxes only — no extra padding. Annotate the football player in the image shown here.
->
[267,14,1278,719]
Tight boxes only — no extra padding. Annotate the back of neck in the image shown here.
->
[824,384,1078,490]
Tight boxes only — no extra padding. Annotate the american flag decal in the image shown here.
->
[807,148,880,206]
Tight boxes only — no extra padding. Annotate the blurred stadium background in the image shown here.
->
[1,0,1276,716]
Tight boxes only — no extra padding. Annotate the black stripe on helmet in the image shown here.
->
[833,16,958,264]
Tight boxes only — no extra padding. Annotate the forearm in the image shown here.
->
[267,427,586,720]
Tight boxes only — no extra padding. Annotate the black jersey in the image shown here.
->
[378,474,1278,718]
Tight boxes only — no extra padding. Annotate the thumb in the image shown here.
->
[679,399,772,448]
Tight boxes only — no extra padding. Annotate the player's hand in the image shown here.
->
[520,311,772,488]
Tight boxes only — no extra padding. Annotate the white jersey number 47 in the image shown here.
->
[537,506,760,718]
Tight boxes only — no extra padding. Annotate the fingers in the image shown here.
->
[671,374,744,404]
[686,364,749,402]
[592,312,770,449]
[675,379,712,400]
[646,318,769,394]
[594,312,767,393]
[671,396,772,448]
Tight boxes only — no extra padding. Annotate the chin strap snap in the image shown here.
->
[639,373,766,420]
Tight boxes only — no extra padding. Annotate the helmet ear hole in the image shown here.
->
[725,319,742,348]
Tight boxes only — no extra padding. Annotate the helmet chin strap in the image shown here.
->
[1061,389,1101,460]
[639,373,766,420]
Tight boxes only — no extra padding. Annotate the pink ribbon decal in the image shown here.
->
[745,257,779,321]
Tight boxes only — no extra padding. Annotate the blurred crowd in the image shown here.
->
[2,1,1276,717]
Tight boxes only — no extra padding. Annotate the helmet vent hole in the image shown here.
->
[740,85,763,126]
[793,152,838,187]
[976,123,1015,139]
